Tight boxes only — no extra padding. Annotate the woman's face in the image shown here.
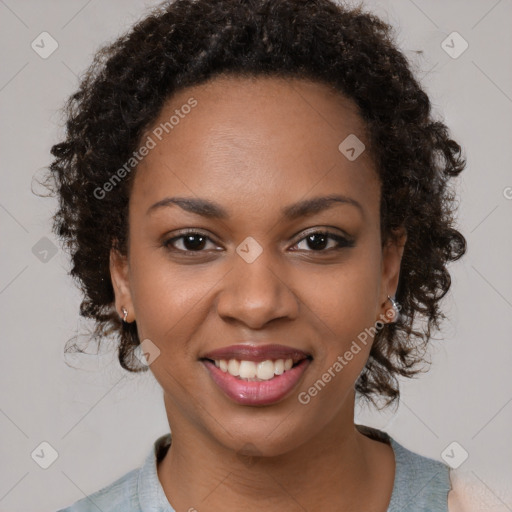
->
[111,76,405,455]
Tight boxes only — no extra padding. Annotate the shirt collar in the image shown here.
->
[137,433,175,512]
[136,427,424,511]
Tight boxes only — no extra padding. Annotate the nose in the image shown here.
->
[215,249,300,329]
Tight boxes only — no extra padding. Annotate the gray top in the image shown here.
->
[57,426,451,511]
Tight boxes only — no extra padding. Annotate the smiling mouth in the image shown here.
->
[201,356,313,381]
[199,343,313,405]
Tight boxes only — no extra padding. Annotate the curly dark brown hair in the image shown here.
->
[45,0,466,407]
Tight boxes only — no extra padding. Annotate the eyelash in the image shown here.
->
[162,229,355,255]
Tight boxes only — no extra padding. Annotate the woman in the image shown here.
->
[49,0,468,510]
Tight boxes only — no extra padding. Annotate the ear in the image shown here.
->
[377,226,407,320]
[110,246,134,322]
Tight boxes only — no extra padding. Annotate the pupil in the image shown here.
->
[185,235,206,250]
[308,233,327,250]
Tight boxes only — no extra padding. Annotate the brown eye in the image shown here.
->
[163,231,218,253]
[293,231,354,252]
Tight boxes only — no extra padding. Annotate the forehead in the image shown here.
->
[131,75,379,223]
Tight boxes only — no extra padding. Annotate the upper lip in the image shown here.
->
[201,344,312,364]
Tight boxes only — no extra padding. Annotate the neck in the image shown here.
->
[157,393,394,511]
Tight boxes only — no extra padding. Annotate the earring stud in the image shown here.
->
[386,295,400,322]
[121,306,128,322]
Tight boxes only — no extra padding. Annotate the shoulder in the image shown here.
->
[387,436,451,512]
[56,467,140,512]
[355,425,451,511]
[55,433,173,512]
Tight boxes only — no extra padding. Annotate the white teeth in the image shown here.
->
[228,359,240,376]
[239,360,257,379]
[274,359,284,375]
[215,358,297,380]
[256,360,275,380]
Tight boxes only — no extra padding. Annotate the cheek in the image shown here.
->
[128,255,213,409]
[303,254,381,336]
[298,248,382,389]
[127,248,218,356]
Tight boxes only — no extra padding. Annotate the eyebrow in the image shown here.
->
[146,194,363,219]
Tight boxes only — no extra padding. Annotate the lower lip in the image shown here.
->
[202,359,311,406]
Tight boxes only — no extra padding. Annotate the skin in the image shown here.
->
[110,75,407,511]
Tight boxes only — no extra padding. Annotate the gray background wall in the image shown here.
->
[1,1,511,510]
